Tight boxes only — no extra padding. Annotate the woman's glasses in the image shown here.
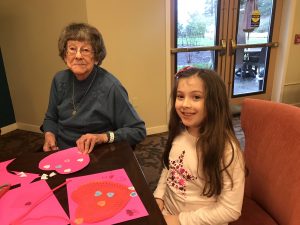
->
[67,46,93,56]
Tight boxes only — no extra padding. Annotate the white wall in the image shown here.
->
[282,0,300,106]
[272,0,300,107]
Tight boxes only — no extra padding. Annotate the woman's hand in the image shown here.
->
[76,133,108,154]
[164,215,180,225]
[43,132,59,151]
[155,198,164,211]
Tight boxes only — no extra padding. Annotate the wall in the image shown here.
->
[0,0,88,132]
[272,0,300,107]
[0,0,167,135]
[282,0,300,106]
[86,0,167,134]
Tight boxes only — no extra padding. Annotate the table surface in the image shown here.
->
[6,142,167,225]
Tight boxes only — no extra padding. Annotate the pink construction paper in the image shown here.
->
[0,159,40,187]
[39,147,90,174]
[66,169,148,225]
[0,180,70,225]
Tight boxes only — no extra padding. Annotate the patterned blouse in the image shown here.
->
[154,130,245,225]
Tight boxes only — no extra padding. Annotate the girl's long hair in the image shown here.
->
[163,67,240,197]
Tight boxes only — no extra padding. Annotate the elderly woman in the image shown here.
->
[43,22,146,154]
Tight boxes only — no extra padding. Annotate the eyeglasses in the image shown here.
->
[67,46,94,56]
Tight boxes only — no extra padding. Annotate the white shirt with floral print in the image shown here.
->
[153,130,245,225]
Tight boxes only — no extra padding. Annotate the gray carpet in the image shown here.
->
[0,117,244,192]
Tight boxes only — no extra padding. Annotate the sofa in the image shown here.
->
[230,98,300,225]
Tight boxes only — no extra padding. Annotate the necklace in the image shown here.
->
[72,70,96,116]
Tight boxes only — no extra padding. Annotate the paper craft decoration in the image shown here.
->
[0,180,70,225]
[72,181,131,223]
[67,169,148,225]
[0,159,40,187]
[0,183,10,198]
[39,147,90,174]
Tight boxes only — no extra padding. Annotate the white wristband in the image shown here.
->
[107,131,114,143]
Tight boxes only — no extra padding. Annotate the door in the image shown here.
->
[171,0,282,105]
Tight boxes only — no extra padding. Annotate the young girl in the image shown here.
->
[154,67,245,225]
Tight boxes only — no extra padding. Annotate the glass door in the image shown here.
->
[171,0,282,104]
[172,0,223,71]
[228,0,281,103]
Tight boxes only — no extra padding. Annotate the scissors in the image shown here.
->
[0,183,10,198]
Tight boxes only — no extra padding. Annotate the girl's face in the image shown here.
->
[175,75,206,137]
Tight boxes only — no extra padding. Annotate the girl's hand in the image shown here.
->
[76,133,108,154]
[43,132,59,151]
[155,198,164,211]
[164,215,180,225]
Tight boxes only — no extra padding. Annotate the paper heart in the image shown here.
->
[0,180,69,225]
[66,169,149,225]
[38,147,90,174]
[41,174,48,180]
[18,172,27,177]
[71,180,131,223]
[0,160,40,188]
[107,192,115,197]
[49,172,56,177]
[130,192,137,197]
[128,186,135,190]
[64,168,72,173]
[126,209,138,216]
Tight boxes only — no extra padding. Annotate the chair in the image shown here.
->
[230,98,300,225]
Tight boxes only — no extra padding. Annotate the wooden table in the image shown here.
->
[6,142,166,225]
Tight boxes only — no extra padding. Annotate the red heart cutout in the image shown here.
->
[71,180,131,223]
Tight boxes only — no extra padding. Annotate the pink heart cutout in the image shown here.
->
[38,147,90,174]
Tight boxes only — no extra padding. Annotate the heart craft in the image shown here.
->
[38,147,90,174]
[71,180,132,224]
[0,159,40,187]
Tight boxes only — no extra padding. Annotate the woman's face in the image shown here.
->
[175,75,206,137]
[64,40,95,80]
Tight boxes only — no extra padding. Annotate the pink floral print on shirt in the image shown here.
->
[167,150,197,196]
